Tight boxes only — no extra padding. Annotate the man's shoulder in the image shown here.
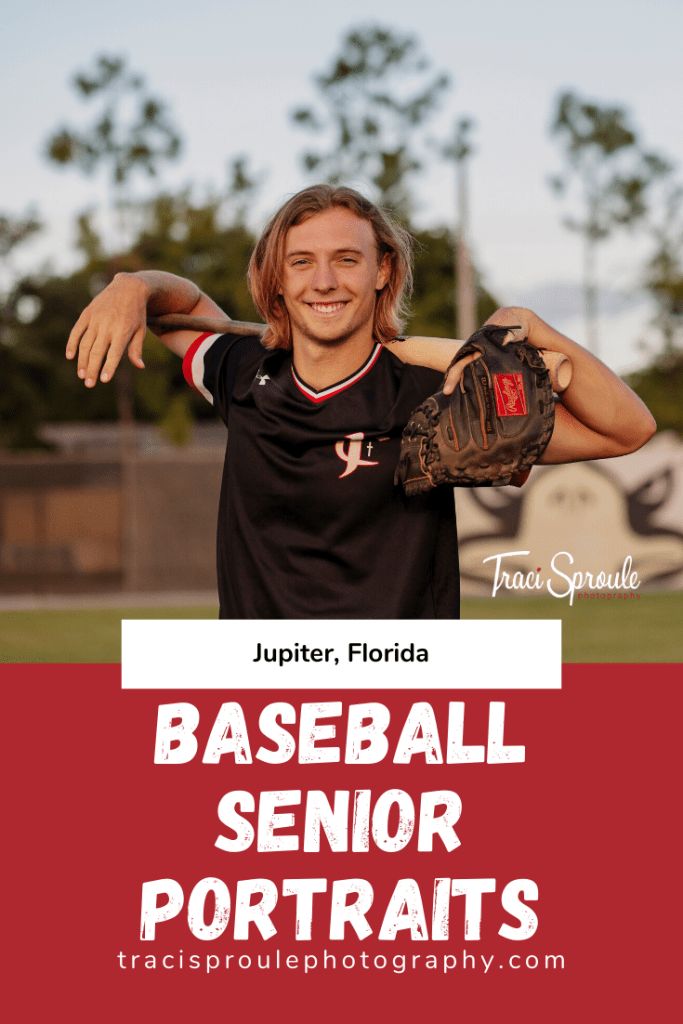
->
[207,331,267,369]
[189,332,268,408]
[215,330,266,351]
[382,344,444,391]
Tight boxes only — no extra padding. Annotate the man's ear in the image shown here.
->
[375,252,392,291]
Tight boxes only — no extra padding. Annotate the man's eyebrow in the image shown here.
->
[284,247,366,258]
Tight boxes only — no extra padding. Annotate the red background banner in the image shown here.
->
[4,664,679,1021]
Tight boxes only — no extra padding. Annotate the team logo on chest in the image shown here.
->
[335,432,388,479]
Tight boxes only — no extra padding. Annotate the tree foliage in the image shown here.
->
[642,182,683,356]
[43,53,186,438]
[409,226,497,337]
[0,210,41,263]
[46,55,181,189]
[628,351,683,435]
[549,92,669,238]
[625,179,683,433]
[0,210,47,448]
[291,25,450,216]
[12,184,260,444]
[549,91,671,353]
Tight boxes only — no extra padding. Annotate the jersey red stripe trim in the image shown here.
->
[182,332,212,390]
[291,344,383,404]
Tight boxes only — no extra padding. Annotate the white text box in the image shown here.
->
[121,619,561,690]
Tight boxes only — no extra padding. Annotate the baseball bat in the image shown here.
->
[147,314,573,393]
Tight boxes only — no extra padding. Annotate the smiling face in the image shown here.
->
[280,206,391,349]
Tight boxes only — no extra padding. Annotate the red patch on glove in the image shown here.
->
[494,373,527,416]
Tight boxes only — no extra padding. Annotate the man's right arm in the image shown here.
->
[66,270,229,388]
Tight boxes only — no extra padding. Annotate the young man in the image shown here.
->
[66,185,655,618]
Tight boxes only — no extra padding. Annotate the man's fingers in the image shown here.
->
[126,326,146,370]
[66,313,88,360]
[502,327,523,346]
[76,326,99,379]
[73,326,145,386]
[68,278,149,385]
[483,318,526,346]
[98,335,130,383]
[84,337,112,387]
[443,352,481,395]
[97,326,146,383]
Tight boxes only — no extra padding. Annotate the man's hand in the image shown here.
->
[66,273,149,387]
[495,306,656,461]
[483,306,534,340]
[392,306,654,461]
[443,308,527,396]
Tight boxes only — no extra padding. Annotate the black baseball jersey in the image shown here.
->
[183,332,459,619]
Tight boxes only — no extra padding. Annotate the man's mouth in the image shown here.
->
[306,301,349,316]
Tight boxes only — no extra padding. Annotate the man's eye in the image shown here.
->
[292,259,310,267]
[340,257,358,265]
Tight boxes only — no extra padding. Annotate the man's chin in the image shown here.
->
[297,320,359,347]
[308,329,356,348]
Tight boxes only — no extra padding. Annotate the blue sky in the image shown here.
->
[2,0,681,370]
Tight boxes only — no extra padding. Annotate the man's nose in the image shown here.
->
[311,261,338,292]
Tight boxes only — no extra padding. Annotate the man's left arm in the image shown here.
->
[484,307,656,462]
[386,307,656,463]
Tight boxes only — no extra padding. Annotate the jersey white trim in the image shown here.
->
[291,343,383,404]
[183,332,222,405]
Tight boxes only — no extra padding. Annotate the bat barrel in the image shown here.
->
[148,314,266,336]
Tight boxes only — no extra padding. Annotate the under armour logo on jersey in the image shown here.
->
[335,432,388,479]
[255,372,270,386]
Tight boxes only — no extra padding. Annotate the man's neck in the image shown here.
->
[291,332,376,391]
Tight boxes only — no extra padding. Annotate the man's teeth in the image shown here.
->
[309,302,347,313]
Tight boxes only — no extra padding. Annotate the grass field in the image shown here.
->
[0,592,680,663]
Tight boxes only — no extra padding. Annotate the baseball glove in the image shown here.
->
[395,324,555,495]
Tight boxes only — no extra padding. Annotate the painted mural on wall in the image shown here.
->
[455,431,683,596]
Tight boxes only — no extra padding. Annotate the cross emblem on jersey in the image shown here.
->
[256,372,270,386]
[335,432,388,479]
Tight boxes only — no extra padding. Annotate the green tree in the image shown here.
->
[549,91,670,355]
[625,180,683,435]
[409,226,498,338]
[291,25,450,217]
[44,52,184,486]
[12,183,260,445]
[439,116,478,336]
[642,182,683,356]
[0,210,46,448]
[124,178,260,443]
[627,353,683,435]
[46,54,181,248]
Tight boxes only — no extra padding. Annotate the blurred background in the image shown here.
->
[1,0,681,660]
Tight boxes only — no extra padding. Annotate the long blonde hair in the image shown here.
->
[247,184,413,350]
